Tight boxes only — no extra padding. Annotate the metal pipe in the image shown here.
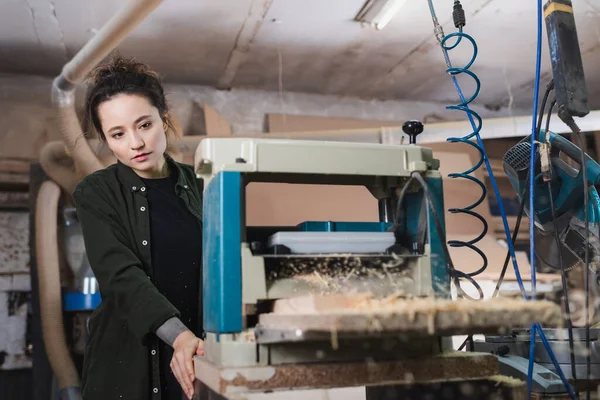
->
[49,0,164,180]
[57,0,164,87]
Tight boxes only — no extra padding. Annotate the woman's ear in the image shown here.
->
[162,113,169,132]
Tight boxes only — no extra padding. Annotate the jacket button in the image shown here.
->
[142,240,148,246]
[132,186,137,191]
[140,206,146,211]
[151,350,156,355]
[141,187,146,192]
[184,185,189,189]
[153,388,158,394]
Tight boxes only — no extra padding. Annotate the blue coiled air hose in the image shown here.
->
[425,1,577,398]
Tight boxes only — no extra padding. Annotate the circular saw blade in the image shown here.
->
[534,228,580,272]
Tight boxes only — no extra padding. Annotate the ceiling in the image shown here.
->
[1,0,600,112]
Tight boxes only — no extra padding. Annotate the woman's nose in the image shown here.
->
[130,133,144,149]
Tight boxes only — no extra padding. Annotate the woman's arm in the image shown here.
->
[156,317,188,346]
[73,184,180,343]
[162,321,205,400]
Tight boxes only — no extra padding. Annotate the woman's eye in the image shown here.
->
[140,122,152,129]
[111,132,123,139]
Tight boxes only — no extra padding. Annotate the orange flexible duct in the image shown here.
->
[35,180,81,397]
[38,141,80,195]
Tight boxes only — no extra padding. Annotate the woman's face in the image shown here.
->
[97,93,168,179]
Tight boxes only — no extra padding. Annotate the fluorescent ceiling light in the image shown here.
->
[355,0,408,30]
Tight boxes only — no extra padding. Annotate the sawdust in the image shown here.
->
[488,374,526,387]
[266,254,408,280]
[242,331,256,343]
[266,254,414,296]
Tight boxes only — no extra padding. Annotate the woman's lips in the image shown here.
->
[133,152,150,162]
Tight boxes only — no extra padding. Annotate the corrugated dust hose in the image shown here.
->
[35,180,81,399]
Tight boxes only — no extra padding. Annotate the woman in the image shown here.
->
[73,56,204,400]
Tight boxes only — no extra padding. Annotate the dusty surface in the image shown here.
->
[260,296,563,337]
[195,352,499,395]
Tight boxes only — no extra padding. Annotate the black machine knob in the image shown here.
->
[402,120,424,144]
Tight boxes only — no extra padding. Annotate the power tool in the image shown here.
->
[503,130,600,272]
[500,0,596,273]
[543,0,589,130]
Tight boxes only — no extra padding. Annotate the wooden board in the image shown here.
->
[267,114,401,134]
[204,104,233,137]
[259,297,562,336]
[246,183,378,226]
[272,294,372,315]
[194,352,499,396]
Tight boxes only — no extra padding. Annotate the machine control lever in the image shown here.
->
[402,120,424,144]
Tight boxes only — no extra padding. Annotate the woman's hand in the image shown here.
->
[171,330,205,400]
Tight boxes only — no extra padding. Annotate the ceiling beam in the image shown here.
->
[217,0,274,90]
[261,111,600,144]
[418,110,600,143]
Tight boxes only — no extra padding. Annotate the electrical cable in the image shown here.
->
[526,0,545,395]
[573,132,591,399]
[458,74,555,356]
[492,196,527,298]
[490,79,553,299]
[527,324,537,395]
[425,1,576,397]
[529,0,543,301]
[457,194,527,352]
[543,99,578,386]
[547,179,579,383]
[426,0,526,297]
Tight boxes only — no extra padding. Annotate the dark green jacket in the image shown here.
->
[72,155,203,400]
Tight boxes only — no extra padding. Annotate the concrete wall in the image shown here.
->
[0,73,529,160]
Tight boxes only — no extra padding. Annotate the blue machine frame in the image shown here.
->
[202,171,450,335]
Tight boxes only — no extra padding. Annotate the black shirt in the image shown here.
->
[141,168,203,400]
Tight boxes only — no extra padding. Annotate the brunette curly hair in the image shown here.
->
[83,55,181,141]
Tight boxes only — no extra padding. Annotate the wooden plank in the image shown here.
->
[267,114,401,133]
[272,294,371,315]
[0,160,31,193]
[204,104,232,137]
[209,376,527,400]
[0,160,30,174]
[194,352,499,396]
[0,192,29,210]
[260,297,562,336]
